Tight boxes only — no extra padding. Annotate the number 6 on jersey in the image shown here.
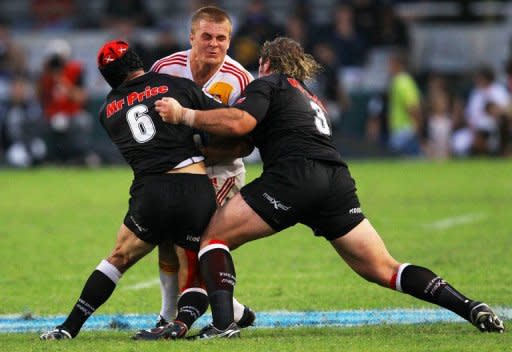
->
[126,104,156,143]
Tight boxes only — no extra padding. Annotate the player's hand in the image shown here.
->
[155,97,184,124]
[155,97,196,126]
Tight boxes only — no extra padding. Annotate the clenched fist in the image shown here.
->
[155,97,196,126]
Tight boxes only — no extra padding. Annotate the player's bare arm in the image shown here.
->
[155,97,257,136]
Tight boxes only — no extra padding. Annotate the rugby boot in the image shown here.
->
[189,322,240,339]
[40,327,72,340]
[132,320,188,340]
[469,302,505,333]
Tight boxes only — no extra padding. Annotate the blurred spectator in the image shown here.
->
[452,65,510,156]
[284,15,311,50]
[481,101,509,156]
[0,77,47,167]
[102,0,155,28]
[230,0,281,71]
[503,58,512,155]
[36,39,98,166]
[0,22,27,77]
[292,0,313,26]
[0,22,28,100]
[387,49,424,156]
[149,25,183,66]
[425,87,452,159]
[328,3,368,68]
[107,19,153,70]
[30,0,76,30]
[310,41,349,128]
[366,92,389,148]
[352,0,379,45]
[373,4,410,49]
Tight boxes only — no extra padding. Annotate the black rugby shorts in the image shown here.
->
[240,158,365,240]
[124,173,216,250]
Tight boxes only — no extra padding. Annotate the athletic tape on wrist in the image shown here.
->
[182,108,196,126]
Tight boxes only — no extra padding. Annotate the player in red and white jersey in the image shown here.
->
[152,26,252,206]
[149,6,255,332]
[152,50,253,204]
[152,49,252,107]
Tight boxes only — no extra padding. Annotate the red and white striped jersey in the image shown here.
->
[151,50,254,178]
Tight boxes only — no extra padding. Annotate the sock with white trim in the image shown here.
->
[175,288,209,329]
[158,269,179,322]
[60,260,122,337]
[393,264,474,321]
[198,242,235,330]
[232,296,245,323]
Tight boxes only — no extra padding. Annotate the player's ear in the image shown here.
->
[258,58,271,77]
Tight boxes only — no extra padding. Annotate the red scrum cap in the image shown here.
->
[97,40,144,89]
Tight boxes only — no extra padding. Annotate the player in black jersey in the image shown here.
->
[156,37,505,338]
[40,40,236,341]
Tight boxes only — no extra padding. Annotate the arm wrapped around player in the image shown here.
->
[200,134,254,166]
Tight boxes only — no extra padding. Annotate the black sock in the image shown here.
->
[399,264,473,321]
[60,270,117,337]
[175,288,209,329]
[199,245,235,330]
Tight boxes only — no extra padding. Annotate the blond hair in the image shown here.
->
[191,6,232,34]
[260,37,322,81]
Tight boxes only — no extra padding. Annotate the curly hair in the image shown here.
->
[260,37,322,81]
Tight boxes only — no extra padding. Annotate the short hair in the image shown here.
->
[389,48,409,69]
[260,37,322,81]
[474,65,495,83]
[191,6,232,33]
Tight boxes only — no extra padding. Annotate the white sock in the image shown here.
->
[232,296,245,323]
[159,270,179,321]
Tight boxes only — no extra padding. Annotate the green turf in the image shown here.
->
[1,159,511,350]
[2,325,511,352]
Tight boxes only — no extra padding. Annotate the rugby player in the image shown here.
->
[40,40,234,340]
[156,37,505,338]
[148,6,255,331]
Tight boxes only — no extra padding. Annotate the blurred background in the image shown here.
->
[1,0,512,168]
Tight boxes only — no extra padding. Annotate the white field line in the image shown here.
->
[3,308,512,333]
[423,213,487,231]
[123,278,160,290]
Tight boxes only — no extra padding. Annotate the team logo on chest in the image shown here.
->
[206,82,234,104]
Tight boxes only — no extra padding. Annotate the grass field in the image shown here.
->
[1,159,511,351]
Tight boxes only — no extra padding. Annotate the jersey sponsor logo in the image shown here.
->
[106,85,169,118]
[263,193,291,211]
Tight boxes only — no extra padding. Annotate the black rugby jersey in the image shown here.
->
[234,73,345,167]
[99,72,222,176]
